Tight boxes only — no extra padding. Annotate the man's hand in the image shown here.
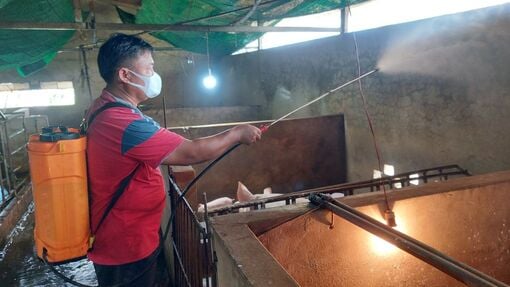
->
[163,124,262,165]
[231,124,262,145]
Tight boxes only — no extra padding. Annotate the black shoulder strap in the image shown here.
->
[81,102,133,135]
[92,164,140,235]
[84,102,140,248]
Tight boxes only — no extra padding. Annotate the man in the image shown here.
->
[86,33,261,286]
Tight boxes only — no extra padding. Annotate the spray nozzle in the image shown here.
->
[259,124,270,133]
[384,209,397,227]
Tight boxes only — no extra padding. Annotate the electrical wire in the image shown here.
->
[206,32,211,73]
[232,0,263,25]
[352,32,392,213]
[132,0,283,37]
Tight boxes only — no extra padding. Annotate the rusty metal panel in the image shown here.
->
[169,115,347,202]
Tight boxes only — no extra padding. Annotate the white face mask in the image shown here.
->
[126,69,162,98]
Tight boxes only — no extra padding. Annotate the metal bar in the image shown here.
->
[59,46,182,52]
[8,128,25,139]
[186,208,193,286]
[73,0,83,23]
[0,193,14,210]
[191,218,199,286]
[340,6,347,34]
[309,193,510,287]
[0,22,82,30]
[0,155,5,205]
[304,170,468,194]
[208,166,471,216]
[172,241,193,287]
[80,45,94,104]
[130,0,285,39]
[10,145,25,156]
[96,23,340,34]
[203,192,211,287]
[14,177,27,190]
[0,21,340,33]
[168,0,282,26]
[0,186,4,206]
[88,0,97,44]
[203,192,217,287]
[168,178,179,285]
[0,123,12,192]
[161,87,168,128]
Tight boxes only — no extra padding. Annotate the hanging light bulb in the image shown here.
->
[186,54,194,64]
[203,68,217,89]
[202,33,217,90]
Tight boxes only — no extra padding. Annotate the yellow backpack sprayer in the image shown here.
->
[27,102,135,266]
[27,126,89,264]
[27,103,141,287]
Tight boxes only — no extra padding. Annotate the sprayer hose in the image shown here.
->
[162,143,241,240]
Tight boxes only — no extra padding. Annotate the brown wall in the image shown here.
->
[170,115,347,203]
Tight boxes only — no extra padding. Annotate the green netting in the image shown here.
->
[0,0,14,9]
[0,0,367,75]
[0,0,75,77]
[121,0,368,56]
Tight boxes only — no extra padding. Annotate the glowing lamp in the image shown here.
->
[203,70,217,89]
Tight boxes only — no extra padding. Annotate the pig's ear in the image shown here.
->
[263,187,272,195]
[237,181,255,202]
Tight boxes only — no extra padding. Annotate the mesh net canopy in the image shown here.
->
[129,0,366,55]
[0,0,75,77]
[0,0,366,76]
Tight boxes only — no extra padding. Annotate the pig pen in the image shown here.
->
[209,170,510,287]
[168,115,347,209]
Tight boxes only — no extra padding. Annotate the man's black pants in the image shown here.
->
[93,246,170,287]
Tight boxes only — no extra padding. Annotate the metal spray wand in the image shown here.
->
[260,68,379,131]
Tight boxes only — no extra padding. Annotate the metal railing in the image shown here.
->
[0,114,27,209]
[0,114,48,211]
[208,164,471,216]
[168,171,216,287]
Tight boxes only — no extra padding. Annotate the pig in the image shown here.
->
[237,182,345,211]
[236,181,310,212]
[197,197,234,213]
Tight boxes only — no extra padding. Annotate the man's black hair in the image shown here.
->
[97,33,154,84]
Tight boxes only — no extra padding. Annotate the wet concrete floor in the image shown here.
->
[0,204,97,286]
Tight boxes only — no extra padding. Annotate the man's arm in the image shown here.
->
[162,124,261,165]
